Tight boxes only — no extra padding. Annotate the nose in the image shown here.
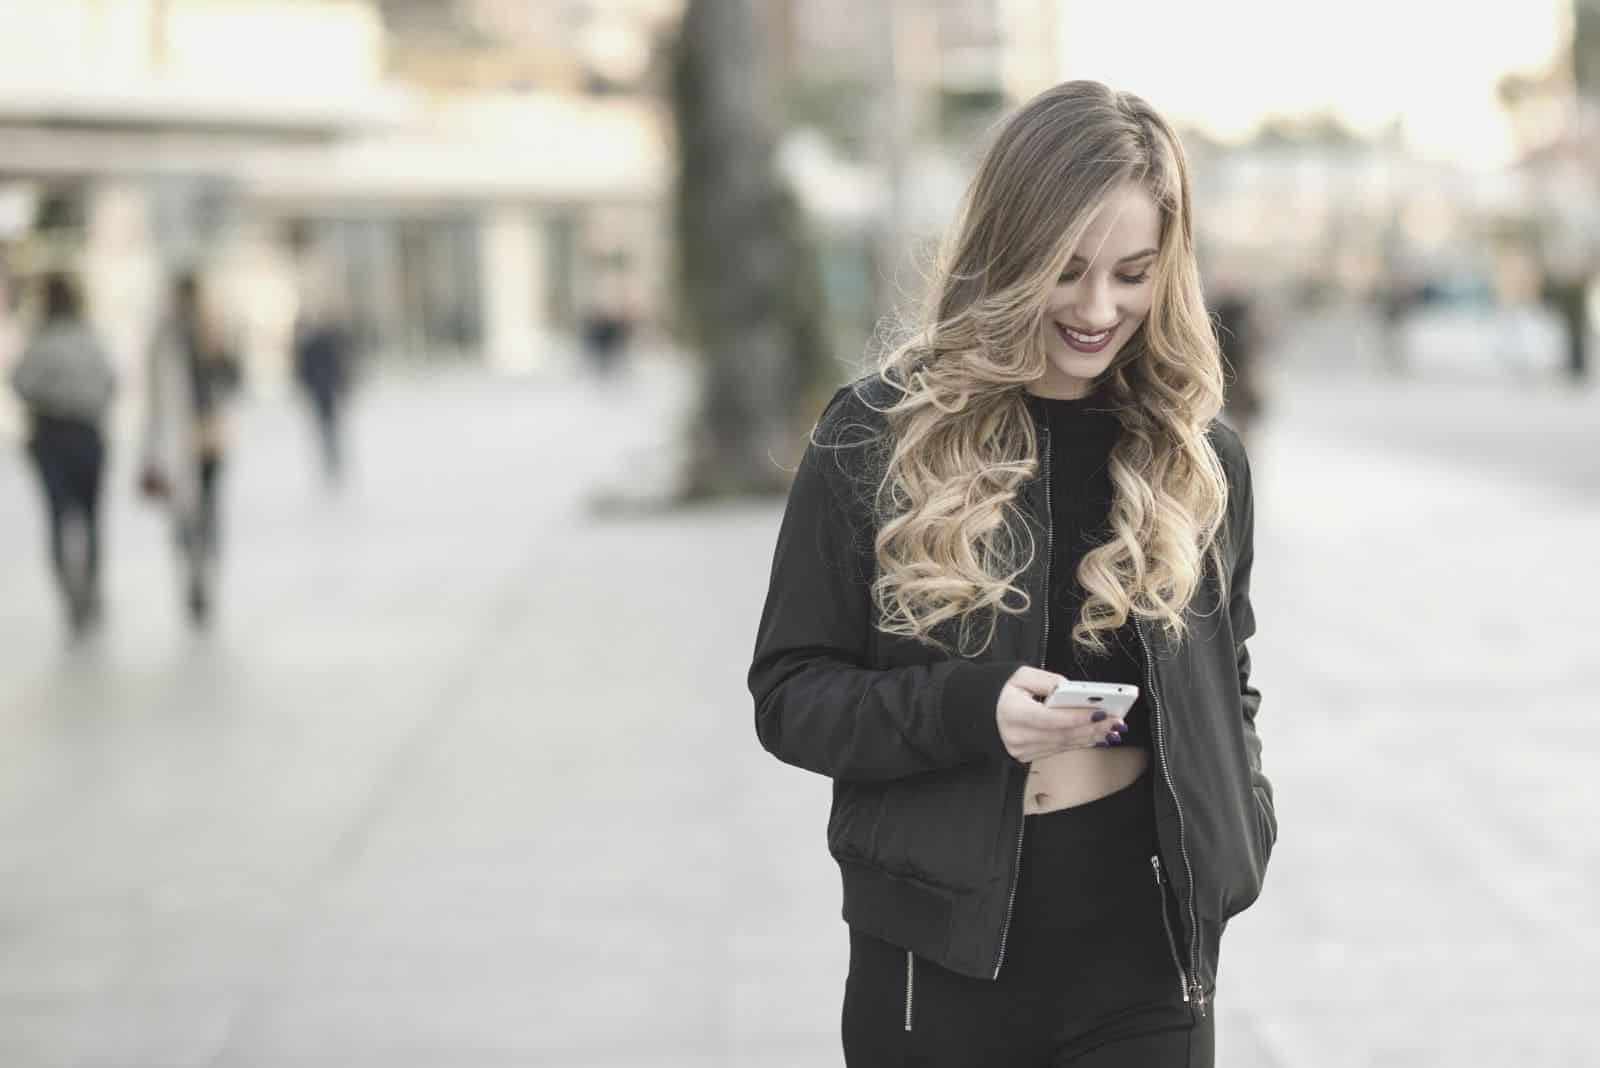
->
[1072,275,1118,331]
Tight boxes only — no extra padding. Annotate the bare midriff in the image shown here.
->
[1022,746,1150,816]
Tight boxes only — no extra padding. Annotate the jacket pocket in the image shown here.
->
[826,781,884,863]
[1219,786,1275,920]
[868,761,1008,893]
[1254,783,1278,863]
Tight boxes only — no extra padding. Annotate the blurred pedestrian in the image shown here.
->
[1377,278,1409,371]
[750,82,1273,1066]
[581,307,631,377]
[1542,264,1593,383]
[9,273,116,633]
[581,272,633,377]
[293,306,354,484]
[139,272,240,627]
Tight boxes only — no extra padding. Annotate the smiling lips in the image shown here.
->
[1054,321,1116,354]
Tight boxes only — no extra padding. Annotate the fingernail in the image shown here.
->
[1091,709,1107,722]
[1108,734,1123,745]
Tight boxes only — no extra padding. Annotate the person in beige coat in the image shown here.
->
[139,272,239,626]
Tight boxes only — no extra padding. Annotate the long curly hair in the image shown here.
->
[860,80,1230,657]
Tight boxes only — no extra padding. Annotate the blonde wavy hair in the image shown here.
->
[859,80,1230,657]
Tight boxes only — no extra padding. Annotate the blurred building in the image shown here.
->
[263,0,674,376]
[0,0,674,395]
[0,1,397,388]
[1190,131,1529,298]
[1516,1,1600,377]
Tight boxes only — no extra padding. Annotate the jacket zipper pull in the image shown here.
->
[1149,855,1190,1005]
[904,951,915,1032]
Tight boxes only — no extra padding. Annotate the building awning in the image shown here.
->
[0,85,666,205]
[0,79,412,137]
[244,94,669,206]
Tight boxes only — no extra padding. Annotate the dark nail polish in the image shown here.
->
[1091,709,1107,722]
[1108,734,1123,745]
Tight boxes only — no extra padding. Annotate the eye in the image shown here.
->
[1058,267,1151,286]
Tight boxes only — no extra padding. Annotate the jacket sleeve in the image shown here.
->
[1228,447,1277,855]
[748,388,1023,782]
[8,343,43,407]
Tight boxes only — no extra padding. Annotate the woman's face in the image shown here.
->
[1031,182,1160,399]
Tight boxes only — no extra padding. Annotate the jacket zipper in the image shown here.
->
[1137,620,1208,1016]
[903,950,915,1031]
[1149,854,1190,1004]
[991,423,1052,980]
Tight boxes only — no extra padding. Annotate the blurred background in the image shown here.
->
[0,1,1596,1065]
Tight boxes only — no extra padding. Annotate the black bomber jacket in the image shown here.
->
[747,375,1277,1013]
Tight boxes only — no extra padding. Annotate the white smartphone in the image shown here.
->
[1045,680,1139,719]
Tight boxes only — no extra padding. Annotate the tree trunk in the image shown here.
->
[672,0,831,499]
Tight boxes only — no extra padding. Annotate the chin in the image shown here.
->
[1046,348,1116,382]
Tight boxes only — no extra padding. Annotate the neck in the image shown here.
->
[1024,370,1097,400]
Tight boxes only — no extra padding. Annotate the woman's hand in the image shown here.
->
[996,666,1127,764]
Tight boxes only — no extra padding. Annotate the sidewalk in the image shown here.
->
[0,360,1594,1066]
[1216,378,1599,1066]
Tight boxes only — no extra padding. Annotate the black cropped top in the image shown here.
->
[1025,389,1153,751]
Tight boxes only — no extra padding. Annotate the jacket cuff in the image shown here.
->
[940,660,1026,763]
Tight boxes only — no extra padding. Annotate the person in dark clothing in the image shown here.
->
[749,82,1275,1066]
[9,273,117,633]
[1542,270,1592,383]
[581,308,631,376]
[293,315,353,482]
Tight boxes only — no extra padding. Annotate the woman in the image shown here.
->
[140,272,240,626]
[9,273,116,632]
[749,82,1276,1066]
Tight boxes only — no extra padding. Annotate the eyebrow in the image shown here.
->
[1067,247,1158,265]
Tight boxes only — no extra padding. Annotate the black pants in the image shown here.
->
[28,416,106,618]
[179,454,224,621]
[306,387,342,479]
[192,454,222,563]
[842,772,1211,1066]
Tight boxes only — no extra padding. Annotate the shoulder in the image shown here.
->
[800,373,906,519]
[1204,420,1255,569]
[1205,418,1252,495]
[811,372,906,460]
[1205,417,1246,468]
[19,324,72,363]
[24,322,68,350]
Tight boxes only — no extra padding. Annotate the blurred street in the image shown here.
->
[2,351,1598,1066]
[3,1,1598,1064]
